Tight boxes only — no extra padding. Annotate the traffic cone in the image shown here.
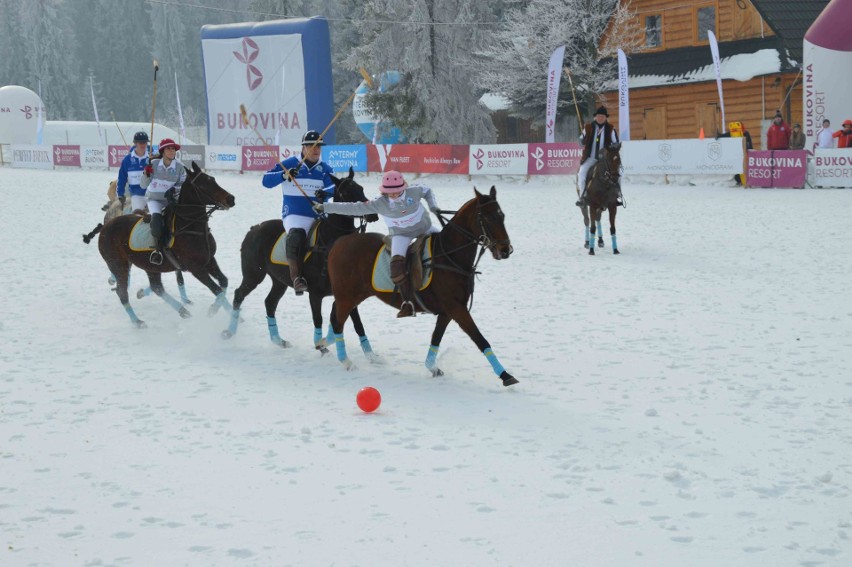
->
[699,127,705,139]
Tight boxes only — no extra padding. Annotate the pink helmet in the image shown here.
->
[379,170,408,194]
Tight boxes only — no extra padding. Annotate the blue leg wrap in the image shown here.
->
[178,284,190,303]
[162,292,183,311]
[584,226,590,241]
[425,345,439,369]
[267,316,282,343]
[215,291,232,311]
[359,335,373,354]
[314,327,323,345]
[326,324,335,344]
[227,308,240,335]
[334,332,348,362]
[124,304,141,324]
[483,347,505,376]
[612,234,618,250]
[596,220,602,234]
[140,287,152,297]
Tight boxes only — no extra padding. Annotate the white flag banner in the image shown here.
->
[708,31,726,132]
[90,77,104,144]
[617,49,630,141]
[175,72,186,143]
[545,45,566,143]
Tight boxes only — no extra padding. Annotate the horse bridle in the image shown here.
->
[435,197,512,274]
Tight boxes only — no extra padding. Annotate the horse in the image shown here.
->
[582,143,622,255]
[84,180,195,305]
[91,162,235,327]
[223,167,379,360]
[325,186,518,387]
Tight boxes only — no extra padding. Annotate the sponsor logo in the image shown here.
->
[531,146,545,170]
[658,143,672,162]
[233,37,262,90]
[707,142,721,161]
[472,148,485,170]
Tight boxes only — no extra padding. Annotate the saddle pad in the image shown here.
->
[269,223,319,265]
[371,236,434,293]
[128,216,175,252]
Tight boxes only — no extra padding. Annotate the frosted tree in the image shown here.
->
[346,0,502,144]
[0,0,28,87]
[476,0,640,130]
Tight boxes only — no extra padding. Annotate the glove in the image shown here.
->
[312,203,324,214]
[283,167,299,181]
[165,187,177,205]
[314,189,327,202]
[364,213,379,223]
[118,196,126,207]
[143,165,153,176]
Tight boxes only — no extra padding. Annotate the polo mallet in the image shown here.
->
[149,60,159,151]
[564,67,585,197]
[110,111,127,145]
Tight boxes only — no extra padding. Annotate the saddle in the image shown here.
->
[372,235,434,293]
[128,209,176,251]
[269,222,320,265]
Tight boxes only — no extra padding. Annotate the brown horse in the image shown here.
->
[325,186,518,387]
[222,168,379,359]
[92,162,235,327]
[583,143,622,255]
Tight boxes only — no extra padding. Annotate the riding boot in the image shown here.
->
[149,213,164,265]
[390,255,415,318]
[285,228,308,295]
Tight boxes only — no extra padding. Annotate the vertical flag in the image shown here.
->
[36,79,44,145]
[708,31,726,132]
[617,49,630,141]
[174,72,186,143]
[545,45,566,143]
[90,76,104,144]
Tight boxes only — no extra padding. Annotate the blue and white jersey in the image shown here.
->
[262,156,335,219]
[116,147,150,197]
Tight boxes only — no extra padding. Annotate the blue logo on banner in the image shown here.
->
[324,145,367,173]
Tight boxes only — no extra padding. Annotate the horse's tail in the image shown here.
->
[82,223,104,245]
[240,222,267,277]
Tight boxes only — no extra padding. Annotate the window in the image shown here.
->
[645,15,662,48]
[697,6,716,42]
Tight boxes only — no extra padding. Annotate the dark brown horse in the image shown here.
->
[92,162,235,327]
[582,142,622,255]
[325,186,518,387]
[222,168,379,359]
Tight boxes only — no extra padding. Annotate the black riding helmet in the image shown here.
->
[133,131,149,143]
[301,130,325,146]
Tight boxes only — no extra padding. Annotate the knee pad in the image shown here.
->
[285,228,307,257]
[150,213,164,239]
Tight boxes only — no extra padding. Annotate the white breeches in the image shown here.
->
[146,198,165,215]
[390,226,439,257]
[577,158,598,195]
[130,195,147,213]
[284,215,315,234]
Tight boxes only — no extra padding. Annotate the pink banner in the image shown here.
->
[53,145,81,167]
[367,145,469,174]
[108,145,129,168]
[241,146,281,171]
[527,143,583,175]
[746,150,807,188]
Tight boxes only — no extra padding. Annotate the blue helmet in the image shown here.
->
[133,131,149,143]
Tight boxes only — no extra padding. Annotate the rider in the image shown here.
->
[114,131,151,213]
[141,138,185,266]
[262,129,335,295]
[313,170,440,318]
[576,106,620,207]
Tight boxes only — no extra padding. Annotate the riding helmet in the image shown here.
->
[133,131,149,143]
[301,130,325,146]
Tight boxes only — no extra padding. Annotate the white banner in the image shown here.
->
[175,71,186,143]
[545,45,566,143]
[621,139,744,174]
[813,149,852,188]
[10,144,53,169]
[617,49,630,142]
[202,34,307,146]
[90,77,104,144]
[205,145,242,171]
[80,145,109,168]
[469,144,528,175]
[708,31,726,131]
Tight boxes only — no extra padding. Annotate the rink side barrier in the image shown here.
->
[3,141,849,187]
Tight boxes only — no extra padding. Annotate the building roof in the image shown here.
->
[749,0,830,63]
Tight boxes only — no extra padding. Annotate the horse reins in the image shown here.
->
[166,173,226,264]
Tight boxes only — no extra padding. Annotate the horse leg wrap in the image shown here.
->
[483,347,506,377]
[425,345,440,369]
[178,284,190,304]
[215,291,231,310]
[314,327,324,346]
[227,308,241,335]
[359,335,373,354]
[612,235,618,251]
[267,316,283,343]
[334,332,348,362]
[124,304,142,324]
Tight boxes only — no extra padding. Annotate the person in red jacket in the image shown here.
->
[766,110,791,150]
[832,119,852,148]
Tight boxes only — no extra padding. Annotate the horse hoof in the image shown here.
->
[431,367,444,377]
[179,307,192,319]
[500,371,519,387]
[136,288,145,300]
[597,238,604,248]
[317,345,330,355]
[207,305,220,317]
[133,320,147,329]
[613,249,620,255]
[108,275,116,285]
[276,339,291,348]
[182,298,193,305]
[341,358,355,371]
[366,352,384,365]
[588,248,595,255]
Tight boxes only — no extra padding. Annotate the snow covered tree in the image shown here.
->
[346,0,502,144]
[476,0,640,132]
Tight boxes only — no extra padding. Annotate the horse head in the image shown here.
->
[473,186,513,260]
[182,161,236,210]
[603,143,622,181]
[331,166,367,203]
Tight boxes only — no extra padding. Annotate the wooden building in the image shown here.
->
[601,0,828,149]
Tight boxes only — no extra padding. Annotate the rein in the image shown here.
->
[166,173,227,264]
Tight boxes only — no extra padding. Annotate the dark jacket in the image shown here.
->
[789,130,806,150]
[581,122,619,163]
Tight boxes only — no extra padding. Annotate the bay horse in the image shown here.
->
[326,186,518,387]
[583,143,622,255]
[223,168,379,359]
[92,162,235,327]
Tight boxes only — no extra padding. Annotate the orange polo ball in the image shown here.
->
[356,387,381,413]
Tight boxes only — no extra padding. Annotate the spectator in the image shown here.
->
[766,110,791,150]
[815,118,834,150]
[789,123,806,150]
[832,119,852,148]
[717,123,753,186]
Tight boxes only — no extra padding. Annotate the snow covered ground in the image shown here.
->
[1,166,850,566]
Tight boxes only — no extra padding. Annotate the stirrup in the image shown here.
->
[149,250,163,265]
[397,300,416,318]
[293,277,308,295]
